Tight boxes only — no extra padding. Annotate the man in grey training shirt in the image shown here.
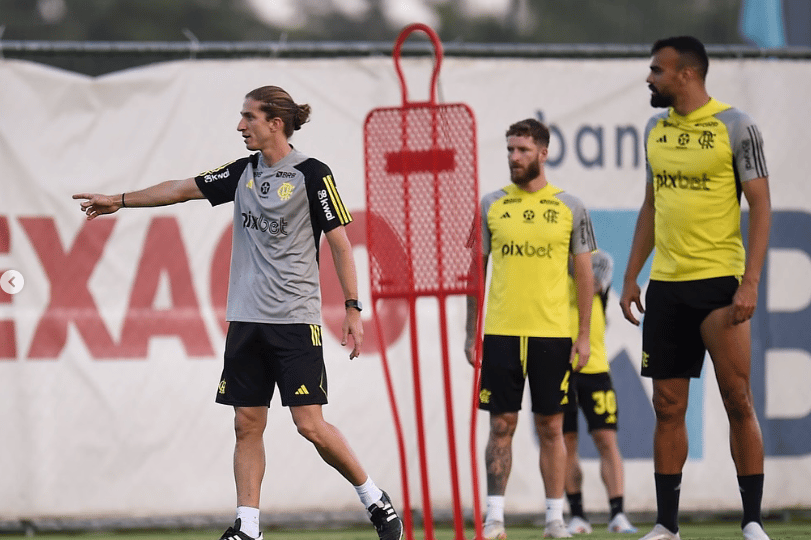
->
[73,85,403,540]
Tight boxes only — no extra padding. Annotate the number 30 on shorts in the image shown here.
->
[592,389,617,424]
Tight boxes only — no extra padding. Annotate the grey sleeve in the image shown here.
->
[479,190,505,257]
[592,249,614,295]
[558,192,598,255]
[717,108,769,181]
[644,114,664,184]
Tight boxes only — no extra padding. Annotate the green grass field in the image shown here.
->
[2,522,809,540]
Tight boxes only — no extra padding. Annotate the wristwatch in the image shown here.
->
[345,299,363,312]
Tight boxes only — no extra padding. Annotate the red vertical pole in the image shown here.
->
[470,291,486,540]
[408,295,436,540]
[372,304,415,540]
[437,294,466,540]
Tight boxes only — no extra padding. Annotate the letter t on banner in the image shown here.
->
[364,23,485,540]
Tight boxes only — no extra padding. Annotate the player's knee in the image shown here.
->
[535,415,564,441]
[489,414,518,439]
[294,417,323,444]
[591,433,615,454]
[234,410,266,441]
[720,385,756,422]
[651,391,687,423]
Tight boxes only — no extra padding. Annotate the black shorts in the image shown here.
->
[478,334,572,415]
[563,371,618,434]
[216,321,328,407]
[642,276,739,379]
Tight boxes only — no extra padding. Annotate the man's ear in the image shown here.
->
[269,116,284,132]
[680,65,698,84]
[538,145,549,164]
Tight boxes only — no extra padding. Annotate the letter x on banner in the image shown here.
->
[364,23,485,540]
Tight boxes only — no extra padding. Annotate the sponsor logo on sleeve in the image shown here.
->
[742,139,753,170]
[318,189,336,221]
[203,169,230,183]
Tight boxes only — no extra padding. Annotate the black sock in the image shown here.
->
[609,496,624,519]
[654,473,681,533]
[566,492,585,519]
[738,474,764,528]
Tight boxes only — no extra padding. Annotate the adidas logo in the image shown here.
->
[500,212,511,218]
[295,385,309,395]
[656,135,667,143]
[370,497,398,522]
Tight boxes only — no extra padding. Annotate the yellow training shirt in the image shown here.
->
[480,182,596,337]
[645,98,768,281]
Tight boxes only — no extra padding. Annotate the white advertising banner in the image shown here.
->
[0,54,809,522]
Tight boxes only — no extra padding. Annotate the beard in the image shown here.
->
[649,85,674,108]
[510,159,540,186]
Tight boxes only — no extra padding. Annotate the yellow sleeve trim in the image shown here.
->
[323,175,352,225]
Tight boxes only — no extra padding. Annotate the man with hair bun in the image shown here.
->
[73,85,402,540]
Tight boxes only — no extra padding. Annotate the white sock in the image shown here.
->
[354,476,383,508]
[485,495,505,523]
[236,506,260,538]
[545,498,565,524]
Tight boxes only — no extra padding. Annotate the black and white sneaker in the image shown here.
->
[219,518,264,540]
[368,491,403,540]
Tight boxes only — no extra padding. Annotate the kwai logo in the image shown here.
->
[203,169,230,182]
[318,190,335,221]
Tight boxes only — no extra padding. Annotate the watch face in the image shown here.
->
[346,299,362,311]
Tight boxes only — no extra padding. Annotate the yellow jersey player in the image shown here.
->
[466,118,597,539]
[620,37,771,540]
[563,249,636,535]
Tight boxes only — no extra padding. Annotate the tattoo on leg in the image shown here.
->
[486,438,512,495]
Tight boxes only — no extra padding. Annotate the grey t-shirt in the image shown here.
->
[195,148,352,325]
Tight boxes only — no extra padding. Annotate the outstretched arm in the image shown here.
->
[73,177,204,220]
[324,226,363,359]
